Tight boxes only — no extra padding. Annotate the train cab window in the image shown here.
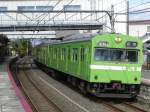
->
[126,50,138,62]
[94,48,138,62]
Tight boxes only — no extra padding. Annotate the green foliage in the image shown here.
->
[0,34,9,46]
[11,39,31,56]
[0,34,10,56]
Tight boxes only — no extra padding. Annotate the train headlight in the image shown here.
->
[115,37,122,43]
[98,41,108,47]
[126,41,137,48]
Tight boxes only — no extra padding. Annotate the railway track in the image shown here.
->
[98,100,148,112]
[25,67,148,112]
[15,57,149,112]
[122,102,147,112]
[17,69,62,112]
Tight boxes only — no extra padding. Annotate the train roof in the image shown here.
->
[43,33,115,45]
[35,33,142,47]
[36,33,97,46]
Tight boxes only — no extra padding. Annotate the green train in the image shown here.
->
[33,33,143,98]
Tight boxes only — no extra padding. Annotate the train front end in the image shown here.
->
[88,34,143,98]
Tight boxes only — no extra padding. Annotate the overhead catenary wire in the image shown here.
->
[116,0,150,13]
[32,0,74,39]
[35,0,62,26]
[33,0,52,20]
[95,0,150,32]
[96,0,150,22]
[34,0,61,21]
[96,0,127,21]
[35,0,127,27]
[130,10,150,14]
[74,0,127,22]
[16,0,53,25]
[130,7,150,13]
[48,0,74,21]
[102,0,150,25]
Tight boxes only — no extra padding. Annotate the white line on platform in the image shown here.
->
[39,77,90,112]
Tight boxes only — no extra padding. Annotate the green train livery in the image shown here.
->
[33,33,143,98]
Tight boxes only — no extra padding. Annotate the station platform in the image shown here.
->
[0,57,31,112]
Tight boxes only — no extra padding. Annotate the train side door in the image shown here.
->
[67,46,71,73]
[80,46,90,79]
[80,47,86,78]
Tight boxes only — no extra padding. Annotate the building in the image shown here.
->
[129,20,150,37]
[0,0,128,39]
[129,20,150,65]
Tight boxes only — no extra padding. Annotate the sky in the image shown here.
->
[129,0,150,20]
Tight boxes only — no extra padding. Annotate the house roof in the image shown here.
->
[129,20,150,25]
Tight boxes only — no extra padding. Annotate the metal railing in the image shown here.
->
[0,10,110,31]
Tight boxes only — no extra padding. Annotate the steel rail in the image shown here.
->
[122,102,147,112]
[24,70,62,112]
[97,100,125,112]
[17,68,62,112]
[17,71,39,112]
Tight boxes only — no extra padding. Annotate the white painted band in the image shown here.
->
[90,65,141,72]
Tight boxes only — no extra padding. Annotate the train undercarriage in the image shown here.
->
[67,75,140,98]
[35,61,140,99]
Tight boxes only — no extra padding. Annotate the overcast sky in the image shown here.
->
[129,0,150,20]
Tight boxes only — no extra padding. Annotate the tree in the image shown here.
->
[0,34,9,46]
[0,34,10,56]
[11,38,32,57]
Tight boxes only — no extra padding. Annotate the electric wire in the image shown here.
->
[117,0,150,14]
[34,0,61,21]
[35,0,62,26]
[48,0,74,21]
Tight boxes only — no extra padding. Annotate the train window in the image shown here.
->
[60,48,65,60]
[50,48,51,55]
[62,48,66,60]
[94,48,138,62]
[57,48,59,59]
[68,48,70,60]
[54,48,57,59]
[56,48,57,59]
[80,48,85,61]
[61,48,63,60]
[72,48,78,62]
[126,50,138,62]
[85,48,89,62]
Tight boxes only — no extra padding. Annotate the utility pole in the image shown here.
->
[27,39,28,56]
[110,5,115,33]
[126,0,129,35]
